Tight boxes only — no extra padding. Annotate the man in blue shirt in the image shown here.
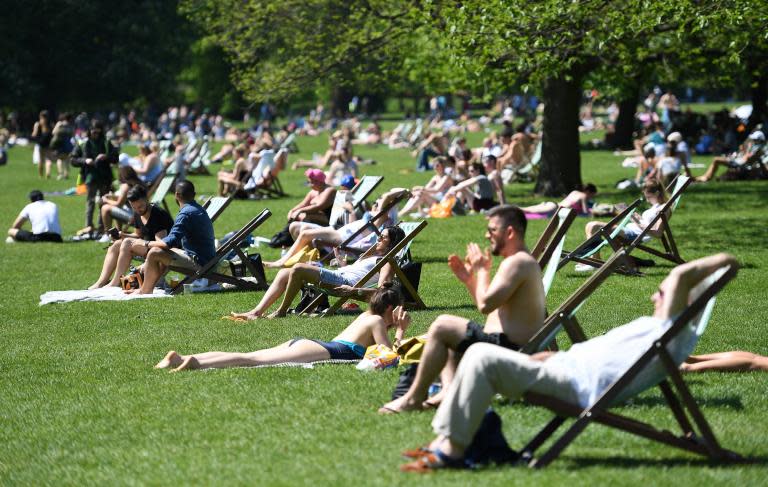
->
[131,180,215,294]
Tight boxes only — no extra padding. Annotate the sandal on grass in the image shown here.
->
[401,445,432,459]
[400,449,465,473]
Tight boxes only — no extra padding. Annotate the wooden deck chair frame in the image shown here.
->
[299,220,428,316]
[530,207,577,296]
[557,199,643,276]
[520,265,740,468]
[630,175,691,265]
[328,175,384,228]
[200,195,233,224]
[523,249,631,354]
[169,209,272,294]
[250,170,287,199]
[149,174,178,215]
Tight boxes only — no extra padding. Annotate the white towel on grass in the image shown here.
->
[39,287,171,305]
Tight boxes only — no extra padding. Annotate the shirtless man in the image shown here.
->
[379,204,545,413]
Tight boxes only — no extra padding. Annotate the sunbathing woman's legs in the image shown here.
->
[229,264,321,319]
[265,226,341,268]
[156,339,330,371]
[518,201,557,214]
[681,351,768,372]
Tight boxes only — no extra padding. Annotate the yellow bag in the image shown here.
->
[282,245,320,267]
[356,344,399,370]
[395,335,427,364]
[429,195,455,219]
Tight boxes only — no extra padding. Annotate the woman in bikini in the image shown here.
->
[155,284,410,371]
[518,183,597,217]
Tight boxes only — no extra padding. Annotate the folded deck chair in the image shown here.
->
[149,174,178,215]
[328,175,384,228]
[299,220,428,316]
[557,199,642,275]
[629,175,691,265]
[520,264,740,468]
[201,195,233,224]
[169,209,272,294]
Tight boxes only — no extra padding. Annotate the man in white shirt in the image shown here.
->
[400,253,737,471]
[7,190,63,243]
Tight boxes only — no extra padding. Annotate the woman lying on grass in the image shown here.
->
[155,284,410,372]
[230,225,406,320]
[681,351,768,372]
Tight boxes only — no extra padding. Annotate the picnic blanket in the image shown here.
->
[40,287,171,305]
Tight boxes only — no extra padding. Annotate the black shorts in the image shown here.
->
[471,198,497,212]
[456,320,520,354]
[289,338,364,360]
[15,230,63,243]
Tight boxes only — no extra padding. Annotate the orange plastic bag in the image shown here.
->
[429,195,455,219]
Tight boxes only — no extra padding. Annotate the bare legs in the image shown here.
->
[696,157,730,182]
[230,264,321,319]
[133,247,172,294]
[380,315,467,413]
[681,351,768,372]
[155,339,330,371]
[518,201,557,214]
[265,227,341,268]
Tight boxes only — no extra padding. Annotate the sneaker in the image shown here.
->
[574,263,597,273]
[5,236,15,243]
[98,234,111,244]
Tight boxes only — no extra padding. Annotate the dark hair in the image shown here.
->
[482,154,497,165]
[433,156,447,167]
[90,120,104,131]
[28,190,44,202]
[126,184,148,202]
[382,224,406,252]
[501,127,514,138]
[118,166,141,185]
[470,162,486,175]
[486,204,527,238]
[582,183,598,194]
[175,180,195,201]
[643,146,656,159]
[369,282,403,315]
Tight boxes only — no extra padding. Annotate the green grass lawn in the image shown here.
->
[1,131,767,485]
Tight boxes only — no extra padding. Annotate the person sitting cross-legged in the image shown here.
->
[88,185,174,289]
[379,205,545,414]
[156,284,410,372]
[399,253,738,472]
[228,225,406,320]
[128,180,215,294]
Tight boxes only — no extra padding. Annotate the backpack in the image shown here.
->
[464,409,520,468]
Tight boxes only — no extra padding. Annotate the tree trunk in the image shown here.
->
[535,72,583,196]
[612,92,639,150]
[330,86,352,118]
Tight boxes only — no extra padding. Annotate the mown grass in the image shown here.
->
[1,129,767,485]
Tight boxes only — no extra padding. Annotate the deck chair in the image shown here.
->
[531,207,577,294]
[328,175,384,228]
[299,220,428,316]
[279,132,298,153]
[514,140,542,182]
[249,165,287,199]
[520,264,740,467]
[557,199,642,275]
[316,189,410,265]
[169,209,272,294]
[149,174,178,215]
[630,175,691,265]
[201,195,233,223]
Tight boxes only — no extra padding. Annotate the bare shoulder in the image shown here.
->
[500,251,539,272]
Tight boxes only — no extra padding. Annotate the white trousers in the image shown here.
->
[431,342,580,446]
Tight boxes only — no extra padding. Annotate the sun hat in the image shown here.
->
[340,174,356,189]
[666,132,682,143]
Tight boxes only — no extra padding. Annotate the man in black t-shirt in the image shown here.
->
[88,185,174,289]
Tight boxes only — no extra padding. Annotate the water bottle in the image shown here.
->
[428,382,442,397]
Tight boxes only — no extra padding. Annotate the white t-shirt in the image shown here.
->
[20,200,62,235]
[546,316,697,407]
[657,156,681,176]
[244,149,276,190]
[337,256,379,285]
[624,203,662,238]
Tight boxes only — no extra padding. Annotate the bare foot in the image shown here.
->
[170,356,199,372]
[155,351,183,369]
[263,260,284,269]
[379,395,425,414]
[423,389,446,408]
[228,311,262,321]
[88,282,104,290]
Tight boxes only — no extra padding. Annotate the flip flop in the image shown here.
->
[400,449,465,473]
[421,400,440,410]
[378,406,401,415]
[401,445,432,459]
[221,315,248,322]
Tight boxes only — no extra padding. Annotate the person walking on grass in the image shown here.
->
[156,284,410,371]
[379,205,545,414]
